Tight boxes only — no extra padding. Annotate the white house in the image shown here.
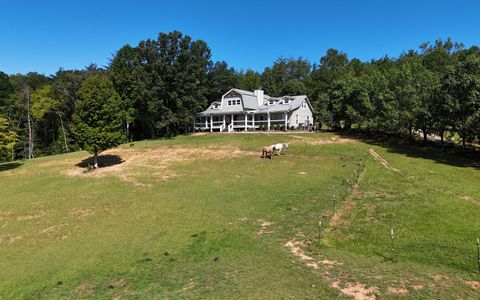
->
[195,89,314,132]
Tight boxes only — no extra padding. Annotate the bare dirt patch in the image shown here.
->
[191,132,207,136]
[285,239,320,269]
[290,135,354,145]
[41,223,67,234]
[70,207,95,218]
[388,287,409,295]
[331,282,379,300]
[460,195,479,205]
[257,219,274,235]
[0,235,22,244]
[16,210,47,221]
[182,279,196,291]
[411,284,423,290]
[63,147,256,187]
[368,149,400,173]
[465,281,480,289]
[285,238,384,300]
[76,283,95,297]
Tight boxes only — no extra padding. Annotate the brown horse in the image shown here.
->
[261,146,274,159]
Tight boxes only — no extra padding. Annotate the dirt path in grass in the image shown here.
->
[283,162,383,299]
[368,149,400,173]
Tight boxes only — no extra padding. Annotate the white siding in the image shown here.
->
[287,100,313,128]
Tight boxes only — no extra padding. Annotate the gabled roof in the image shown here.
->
[229,89,259,110]
[198,89,314,116]
[257,95,311,113]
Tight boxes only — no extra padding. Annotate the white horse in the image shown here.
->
[272,143,288,155]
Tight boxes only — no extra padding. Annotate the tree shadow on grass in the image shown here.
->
[335,131,480,170]
[75,154,124,169]
[0,161,23,172]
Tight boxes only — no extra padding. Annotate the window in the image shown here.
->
[236,99,241,105]
[268,99,275,105]
[306,115,310,124]
[296,114,299,124]
[302,101,307,108]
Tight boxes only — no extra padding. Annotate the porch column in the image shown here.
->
[231,114,234,130]
[205,117,208,129]
[223,115,226,129]
[267,113,271,131]
[252,114,255,130]
[244,113,247,131]
[284,112,288,130]
[210,115,213,132]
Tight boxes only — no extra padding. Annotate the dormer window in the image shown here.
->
[283,99,291,104]
[212,103,220,109]
[268,99,275,105]
[227,99,241,106]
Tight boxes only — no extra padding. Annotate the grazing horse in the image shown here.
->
[272,143,289,155]
[261,146,274,159]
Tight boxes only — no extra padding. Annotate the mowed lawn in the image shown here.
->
[0,133,479,299]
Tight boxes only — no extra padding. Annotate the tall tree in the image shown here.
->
[31,85,69,152]
[441,52,480,147]
[310,49,349,129]
[205,61,239,101]
[237,69,262,91]
[72,75,123,168]
[130,31,211,137]
[109,45,140,141]
[0,116,18,161]
[0,72,13,113]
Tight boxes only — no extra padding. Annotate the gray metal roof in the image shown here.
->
[198,89,314,116]
[257,95,309,113]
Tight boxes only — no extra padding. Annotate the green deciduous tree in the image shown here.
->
[72,75,123,168]
[0,116,18,161]
[441,52,480,147]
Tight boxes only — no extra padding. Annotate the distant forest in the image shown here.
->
[1,31,480,161]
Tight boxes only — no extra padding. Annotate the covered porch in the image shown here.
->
[194,112,289,132]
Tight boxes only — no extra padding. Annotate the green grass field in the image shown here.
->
[1,133,479,299]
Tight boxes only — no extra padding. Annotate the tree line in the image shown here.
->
[1,32,480,162]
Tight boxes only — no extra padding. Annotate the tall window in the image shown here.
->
[296,114,299,124]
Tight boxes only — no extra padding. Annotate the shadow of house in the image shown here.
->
[335,131,480,170]
[75,154,124,169]
[0,161,24,172]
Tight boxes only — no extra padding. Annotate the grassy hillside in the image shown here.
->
[0,133,479,299]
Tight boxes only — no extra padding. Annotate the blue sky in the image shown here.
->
[0,0,479,75]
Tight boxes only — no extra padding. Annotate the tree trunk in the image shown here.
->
[57,112,69,152]
[126,122,130,142]
[423,128,428,144]
[440,130,444,145]
[462,137,466,149]
[93,152,99,169]
[25,86,34,159]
